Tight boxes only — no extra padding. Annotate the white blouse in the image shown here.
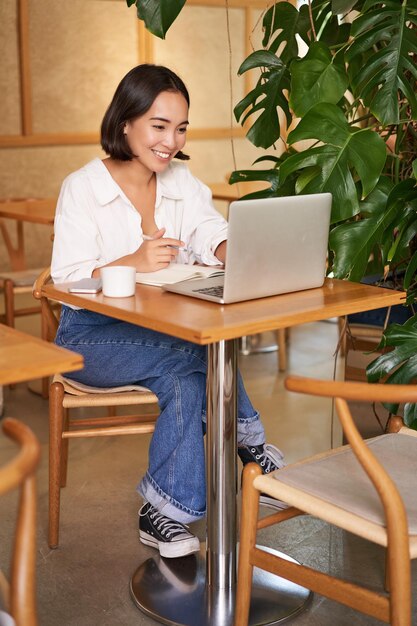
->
[51,158,228,283]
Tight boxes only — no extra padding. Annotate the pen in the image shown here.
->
[142,233,188,252]
[167,245,188,252]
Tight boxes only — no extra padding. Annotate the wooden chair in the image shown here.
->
[235,376,417,626]
[0,269,44,329]
[0,199,48,329]
[32,268,160,548]
[0,418,41,626]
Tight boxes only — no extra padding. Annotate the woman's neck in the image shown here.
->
[102,157,157,232]
[104,157,155,190]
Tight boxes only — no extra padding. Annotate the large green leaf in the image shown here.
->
[329,178,417,279]
[311,1,351,46]
[403,403,417,429]
[229,157,298,200]
[131,0,186,39]
[329,179,396,279]
[234,51,291,149]
[262,2,310,62]
[404,250,417,290]
[366,316,417,419]
[346,0,417,125]
[332,0,360,13]
[280,103,387,222]
[290,42,348,116]
[229,166,279,195]
[367,317,417,381]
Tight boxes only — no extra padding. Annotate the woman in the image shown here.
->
[52,64,285,559]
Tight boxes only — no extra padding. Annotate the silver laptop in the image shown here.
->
[163,193,332,304]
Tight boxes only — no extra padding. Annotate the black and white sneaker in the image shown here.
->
[139,502,200,558]
[238,443,288,511]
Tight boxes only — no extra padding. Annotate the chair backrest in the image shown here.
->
[32,267,59,342]
[0,418,41,626]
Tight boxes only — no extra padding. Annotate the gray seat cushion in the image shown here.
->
[275,434,417,531]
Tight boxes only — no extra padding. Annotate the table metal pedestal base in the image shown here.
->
[130,545,312,626]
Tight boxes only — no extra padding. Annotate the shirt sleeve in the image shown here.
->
[51,172,102,283]
[182,172,228,266]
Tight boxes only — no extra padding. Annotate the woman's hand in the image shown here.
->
[92,228,186,277]
[133,228,186,272]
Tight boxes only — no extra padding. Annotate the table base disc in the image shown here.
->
[130,545,312,626]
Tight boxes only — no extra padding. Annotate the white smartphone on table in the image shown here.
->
[68,278,102,294]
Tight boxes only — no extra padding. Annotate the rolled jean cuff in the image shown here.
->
[137,472,206,524]
[237,411,265,446]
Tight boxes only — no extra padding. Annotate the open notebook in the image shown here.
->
[136,263,224,287]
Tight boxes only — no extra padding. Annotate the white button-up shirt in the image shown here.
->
[51,158,228,283]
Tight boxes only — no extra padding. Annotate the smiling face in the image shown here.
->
[124,90,189,174]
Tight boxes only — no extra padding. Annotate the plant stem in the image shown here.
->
[349,113,374,126]
[308,0,317,41]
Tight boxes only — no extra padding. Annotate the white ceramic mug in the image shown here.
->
[100,266,136,298]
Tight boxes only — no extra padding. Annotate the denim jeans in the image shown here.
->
[55,306,265,523]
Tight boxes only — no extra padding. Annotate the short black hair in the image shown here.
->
[101,64,190,161]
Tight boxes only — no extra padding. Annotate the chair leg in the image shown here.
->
[387,541,412,626]
[40,309,50,398]
[4,279,15,328]
[4,280,16,390]
[338,316,346,357]
[41,376,50,400]
[60,408,69,488]
[48,381,65,549]
[384,551,390,592]
[235,463,262,626]
[277,328,287,372]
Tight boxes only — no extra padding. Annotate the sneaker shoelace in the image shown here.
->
[254,444,286,473]
[142,507,190,539]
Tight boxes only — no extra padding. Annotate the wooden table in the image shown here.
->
[0,323,82,626]
[42,278,405,626]
[0,323,83,386]
[0,198,55,271]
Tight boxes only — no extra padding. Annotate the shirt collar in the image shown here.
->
[86,158,120,205]
[155,164,183,207]
[86,158,182,207]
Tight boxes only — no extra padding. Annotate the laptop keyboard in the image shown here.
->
[192,285,224,298]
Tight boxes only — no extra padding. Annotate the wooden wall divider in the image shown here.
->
[0,127,247,149]
[17,0,32,136]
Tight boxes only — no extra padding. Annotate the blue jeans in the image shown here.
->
[55,307,265,523]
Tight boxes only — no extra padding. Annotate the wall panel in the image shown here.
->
[0,2,20,135]
[154,6,245,129]
[30,0,138,133]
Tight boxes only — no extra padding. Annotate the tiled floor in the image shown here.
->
[1,321,416,625]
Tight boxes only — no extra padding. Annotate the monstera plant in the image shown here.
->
[129,0,417,423]
[232,0,417,427]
